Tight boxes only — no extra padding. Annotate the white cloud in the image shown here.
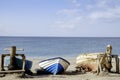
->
[72,0,77,3]
[54,16,82,29]
[56,9,80,17]
[86,5,93,10]
[71,0,80,7]
[55,8,83,29]
[53,0,120,29]
[89,7,120,21]
[96,0,108,8]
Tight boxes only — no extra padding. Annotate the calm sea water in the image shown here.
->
[0,37,120,58]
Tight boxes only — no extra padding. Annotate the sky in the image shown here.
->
[0,0,120,37]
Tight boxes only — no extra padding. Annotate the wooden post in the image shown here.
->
[22,55,26,70]
[1,55,4,71]
[97,54,100,75]
[0,46,26,74]
[115,55,119,73]
[8,46,17,70]
[111,55,119,73]
[10,46,16,56]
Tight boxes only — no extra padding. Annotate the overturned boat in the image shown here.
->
[38,57,70,75]
[76,53,104,72]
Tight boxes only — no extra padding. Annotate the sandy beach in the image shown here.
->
[0,58,120,80]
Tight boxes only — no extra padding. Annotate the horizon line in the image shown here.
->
[0,36,120,38]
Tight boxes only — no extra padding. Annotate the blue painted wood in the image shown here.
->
[45,63,64,74]
[4,57,32,70]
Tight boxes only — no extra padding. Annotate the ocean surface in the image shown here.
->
[0,37,120,58]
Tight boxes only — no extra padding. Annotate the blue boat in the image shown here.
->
[38,57,70,75]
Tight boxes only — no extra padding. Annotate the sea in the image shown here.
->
[0,37,120,59]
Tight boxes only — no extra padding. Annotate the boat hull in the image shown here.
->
[39,57,70,74]
[76,53,104,72]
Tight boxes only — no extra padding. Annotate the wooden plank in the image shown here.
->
[116,56,119,73]
[0,70,25,74]
[112,55,119,73]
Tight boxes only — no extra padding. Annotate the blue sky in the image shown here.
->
[0,0,120,37]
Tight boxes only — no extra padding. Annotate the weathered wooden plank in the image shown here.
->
[0,70,25,74]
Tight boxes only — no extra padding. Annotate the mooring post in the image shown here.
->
[1,55,5,71]
[115,55,119,73]
[9,46,16,70]
[97,45,113,75]
[3,46,24,70]
[22,55,26,71]
[97,54,102,75]
[111,55,119,73]
[0,46,26,74]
